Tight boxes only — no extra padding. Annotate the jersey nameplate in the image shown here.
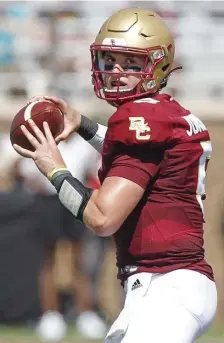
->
[183,114,207,136]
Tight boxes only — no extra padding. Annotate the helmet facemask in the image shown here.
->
[90,43,171,105]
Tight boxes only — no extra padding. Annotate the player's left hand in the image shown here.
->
[13,119,67,178]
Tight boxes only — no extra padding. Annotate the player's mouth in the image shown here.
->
[111,80,127,87]
[106,78,131,92]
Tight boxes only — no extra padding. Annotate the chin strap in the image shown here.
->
[168,66,183,77]
[160,66,183,89]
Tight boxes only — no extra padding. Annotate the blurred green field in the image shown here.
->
[0,325,223,343]
[0,325,101,343]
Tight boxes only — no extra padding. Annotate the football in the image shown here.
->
[10,100,64,151]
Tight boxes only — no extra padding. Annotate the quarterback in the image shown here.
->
[13,8,217,343]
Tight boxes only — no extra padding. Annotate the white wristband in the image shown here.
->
[88,123,107,153]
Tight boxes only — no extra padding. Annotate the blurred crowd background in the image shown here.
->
[0,1,224,342]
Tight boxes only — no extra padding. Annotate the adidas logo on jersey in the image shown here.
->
[131,279,142,291]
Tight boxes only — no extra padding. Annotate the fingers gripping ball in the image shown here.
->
[10,101,64,151]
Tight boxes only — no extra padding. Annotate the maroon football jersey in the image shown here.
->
[98,93,214,282]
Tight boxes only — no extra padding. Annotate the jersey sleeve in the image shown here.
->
[102,102,173,189]
[106,145,164,189]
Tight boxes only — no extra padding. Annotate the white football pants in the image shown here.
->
[105,269,217,343]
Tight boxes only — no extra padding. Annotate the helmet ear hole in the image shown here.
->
[162,64,169,72]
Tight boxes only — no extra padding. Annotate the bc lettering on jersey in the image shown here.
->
[183,114,207,136]
[129,117,151,140]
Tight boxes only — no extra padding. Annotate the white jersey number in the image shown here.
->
[196,141,212,213]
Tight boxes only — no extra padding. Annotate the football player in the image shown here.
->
[13,8,217,343]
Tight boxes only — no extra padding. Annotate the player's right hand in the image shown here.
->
[27,95,81,143]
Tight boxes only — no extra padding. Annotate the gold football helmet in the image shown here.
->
[90,8,175,105]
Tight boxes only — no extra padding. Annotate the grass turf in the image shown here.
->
[0,324,223,343]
